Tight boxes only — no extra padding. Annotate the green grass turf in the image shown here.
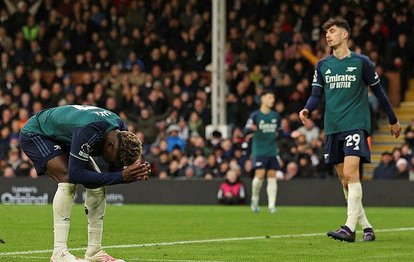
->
[0,204,413,261]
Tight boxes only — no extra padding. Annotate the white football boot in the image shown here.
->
[250,203,260,213]
[51,250,88,262]
[85,250,125,262]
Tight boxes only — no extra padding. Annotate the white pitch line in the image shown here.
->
[10,256,228,262]
[12,256,49,259]
[1,227,414,257]
[129,259,229,262]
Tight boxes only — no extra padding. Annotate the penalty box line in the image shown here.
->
[1,227,414,257]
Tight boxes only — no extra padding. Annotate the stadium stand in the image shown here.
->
[1,0,413,180]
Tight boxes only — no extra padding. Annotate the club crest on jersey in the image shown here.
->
[80,143,91,158]
[346,67,357,72]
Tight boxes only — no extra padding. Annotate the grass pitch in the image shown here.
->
[0,204,413,261]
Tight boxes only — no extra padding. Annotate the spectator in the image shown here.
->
[395,158,409,179]
[166,124,186,152]
[284,161,299,180]
[0,26,13,53]
[157,151,170,180]
[400,143,412,166]
[392,147,402,163]
[204,153,220,179]
[177,116,190,141]
[373,152,397,179]
[217,169,246,205]
[296,118,320,145]
[22,15,39,41]
[7,147,21,170]
[15,151,34,177]
[187,111,204,137]
[2,165,14,177]
[132,108,171,148]
[193,155,207,178]
[404,118,414,149]
[297,154,316,178]
[0,126,11,158]
[125,0,146,29]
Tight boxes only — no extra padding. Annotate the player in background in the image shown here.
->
[299,17,401,242]
[20,105,150,262]
[244,90,282,213]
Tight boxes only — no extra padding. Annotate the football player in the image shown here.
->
[20,105,150,261]
[300,17,401,242]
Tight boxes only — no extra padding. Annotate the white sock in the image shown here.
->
[251,177,263,206]
[266,177,277,209]
[357,205,372,230]
[356,185,372,229]
[53,183,76,255]
[342,188,348,201]
[343,186,372,229]
[85,187,107,257]
[345,183,362,232]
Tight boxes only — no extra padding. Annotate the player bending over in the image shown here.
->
[20,105,150,262]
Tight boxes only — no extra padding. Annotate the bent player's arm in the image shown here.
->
[68,156,123,187]
[68,123,123,187]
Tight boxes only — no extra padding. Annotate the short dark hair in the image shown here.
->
[323,17,351,37]
[260,89,275,98]
[381,151,392,156]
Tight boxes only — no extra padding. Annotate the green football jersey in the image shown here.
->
[312,52,379,135]
[21,105,125,151]
[244,110,281,157]
[21,105,129,186]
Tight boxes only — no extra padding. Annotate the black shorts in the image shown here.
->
[252,155,281,171]
[324,129,370,164]
[19,132,66,176]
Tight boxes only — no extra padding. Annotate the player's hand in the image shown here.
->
[122,161,151,183]
[299,109,309,124]
[389,122,402,138]
[249,123,258,131]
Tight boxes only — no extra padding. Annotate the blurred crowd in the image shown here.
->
[1,0,414,180]
[373,119,414,180]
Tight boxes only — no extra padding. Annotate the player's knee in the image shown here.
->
[254,169,266,179]
[342,168,359,182]
[48,172,70,183]
[46,155,69,182]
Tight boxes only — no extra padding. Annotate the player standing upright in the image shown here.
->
[20,105,150,262]
[244,90,281,213]
[299,17,401,242]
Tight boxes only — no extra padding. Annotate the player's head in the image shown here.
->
[260,89,275,108]
[103,130,142,167]
[323,17,351,48]
[117,131,142,166]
